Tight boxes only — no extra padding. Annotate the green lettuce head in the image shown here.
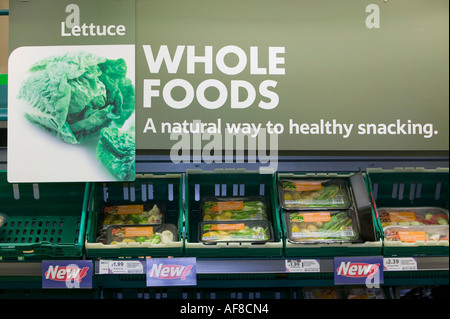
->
[96,127,135,181]
[18,51,135,144]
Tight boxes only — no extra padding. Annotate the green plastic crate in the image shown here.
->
[85,173,184,258]
[184,169,283,258]
[367,167,449,257]
[0,171,89,260]
[278,172,383,258]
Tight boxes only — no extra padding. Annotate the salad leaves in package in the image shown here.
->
[100,203,165,230]
[106,224,177,245]
[200,220,273,244]
[202,197,268,221]
[285,210,362,244]
[279,179,351,210]
[303,287,341,299]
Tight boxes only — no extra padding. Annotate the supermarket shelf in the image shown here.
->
[196,258,333,274]
[0,262,42,276]
[135,154,450,173]
[1,148,449,173]
[1,256,448,277]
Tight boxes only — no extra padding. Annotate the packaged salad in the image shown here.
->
[199,220,273,244]
[201,196,269,221]
[285,210,362,244]
[105,224,177,245]
[0,213,8,229]
[278,179,351,210]
[394,286,448,299]
[378,207,449,228]
[344,287,385,299]
[100,203,165,230]
[384,225,449,244]
[302,287,341,299]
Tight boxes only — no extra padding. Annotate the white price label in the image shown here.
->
[285,259,320,273]
[383,258,418,271]
[98,260,145,274]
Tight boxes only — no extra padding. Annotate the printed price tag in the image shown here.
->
[383,258,418,271]
[98,260,145,274]
[285,259,320,273]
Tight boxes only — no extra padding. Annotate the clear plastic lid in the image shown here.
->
[199,220,273,244]
[378,207,449,228]
[201,196,269,221]
[100,203,166,230]
[383,225,449,243]
[105,223,178,245]
[285,210,362,244]
[278,178,351,210]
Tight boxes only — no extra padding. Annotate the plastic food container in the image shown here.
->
[344,287,385,299]
[284,210,362,244]
[384,225,449,244]
[199,220,273,244]
[201,196,269,221]
[105,224,178,245]
[303,287,341,299]
[100,203,166,230]
[278,178,351,210]
[394,286,446,299]
[378,207,449,228]
[0,213,8,228]
[384,225,448,243]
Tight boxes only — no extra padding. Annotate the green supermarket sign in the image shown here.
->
[7,0,449,182]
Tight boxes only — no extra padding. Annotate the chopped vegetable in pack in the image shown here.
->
[303,287,341,299]
[106,224,177,245]
[101,203,165,230]
[201,196,268,221]
[279,179,351,210]
[200,220,273,243]
[344,287,385,299]
[285,210,362,244]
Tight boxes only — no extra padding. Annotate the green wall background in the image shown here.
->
[135,0,448,151]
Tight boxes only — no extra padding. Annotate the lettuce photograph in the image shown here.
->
[7,46,135,182]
